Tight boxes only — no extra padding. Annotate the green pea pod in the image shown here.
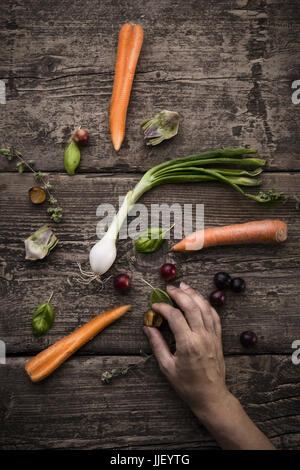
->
[64,140,81,175]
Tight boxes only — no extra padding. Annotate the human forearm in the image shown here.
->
[194,391,275,450]
[144,282,274,451]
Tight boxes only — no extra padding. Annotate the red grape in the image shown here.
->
[160,263,177,281]
[114,274,131,292]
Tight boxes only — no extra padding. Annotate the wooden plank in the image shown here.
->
[0,172,299,355]
[0,354,299,449]
[0,0,299,172]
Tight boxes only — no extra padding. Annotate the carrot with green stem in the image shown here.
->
[110,23,143,151]
[25,304,131,382]
[172,219,287,252]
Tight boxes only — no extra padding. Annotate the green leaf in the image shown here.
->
[135,228,164,253]
[34,171,46,182]
[294,195,300,210]
[142,278,174,307]
[17,162,25,174]
[32,294,55,336]
[135,225,174,253]
[101,371,113,384]
[245,189,285,203]
[150,287,173,307]
[47,207,63,223]
[0,148,13,158]
[0,147,21,161]
[48,195,57,205]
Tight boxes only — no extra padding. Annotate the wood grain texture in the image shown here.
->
[0,0,300,172]
[0,354,299,450]
[1,0,300,451]
[0,172,299,355]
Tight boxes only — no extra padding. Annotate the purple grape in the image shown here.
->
[209,290,225,307]
[214,272,231,289]
[231,277,246,293]
[240,331,257,348]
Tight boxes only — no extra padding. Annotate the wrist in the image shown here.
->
[192,389,238,426]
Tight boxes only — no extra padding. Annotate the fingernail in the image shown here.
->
[167,284,176,291]
[180,281,190,290]
[143,326,150,337]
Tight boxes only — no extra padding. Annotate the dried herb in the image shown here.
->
[0,147,63,222]
[101,352,152,384]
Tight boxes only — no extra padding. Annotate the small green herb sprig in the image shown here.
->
[32,292,55,336]
[101,352,152,384]
[1,146,62,222]
[294,196,300,210]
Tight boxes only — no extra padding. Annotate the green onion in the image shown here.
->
[89,148,280,276]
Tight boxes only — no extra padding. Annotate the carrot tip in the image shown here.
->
[172,243,183,252]
[113,144,121,152]
[112,135,123,152]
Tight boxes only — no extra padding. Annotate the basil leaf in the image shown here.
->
[32,297,55,336]
[135,228,165,253]
[150,288,173,307]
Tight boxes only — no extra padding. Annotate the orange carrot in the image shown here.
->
[172,220,287,252]
[25,305,131,382]
[110,23,143,151]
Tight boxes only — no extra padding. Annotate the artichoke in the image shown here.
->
[141,110,180,146]
[25,225,58,260]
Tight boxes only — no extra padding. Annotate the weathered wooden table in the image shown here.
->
[1,0,300,450]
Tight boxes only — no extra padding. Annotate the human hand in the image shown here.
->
[144,281,275,450]
[143,281,230,420]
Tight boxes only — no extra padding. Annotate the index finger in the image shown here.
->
[152,302,191,340]
[166,284,204,331]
